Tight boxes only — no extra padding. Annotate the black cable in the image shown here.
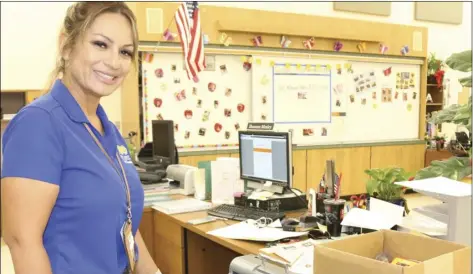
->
[285,186,308,210]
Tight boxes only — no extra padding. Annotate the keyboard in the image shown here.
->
[207,204,286,222]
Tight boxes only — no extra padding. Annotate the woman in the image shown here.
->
[1,2,161,274]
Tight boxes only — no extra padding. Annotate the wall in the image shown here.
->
[1,2,470,134]
[0,1,122,128]
[200,1,471,138]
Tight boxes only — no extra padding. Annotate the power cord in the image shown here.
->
[285,187,309,210]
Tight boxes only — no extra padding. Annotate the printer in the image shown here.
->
[166,164,197,195]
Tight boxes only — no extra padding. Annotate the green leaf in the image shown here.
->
[415,157,472,181]
[459,75,472,88]
[446,50,472,73]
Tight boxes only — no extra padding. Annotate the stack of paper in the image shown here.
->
[152,198,212,214]
[207,221,307,242]
[143,183,171,206]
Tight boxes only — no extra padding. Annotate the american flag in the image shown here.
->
[175,2,205,82]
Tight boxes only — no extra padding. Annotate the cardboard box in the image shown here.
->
[314,230,471,274]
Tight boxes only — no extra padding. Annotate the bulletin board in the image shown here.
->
[141,52,252,149]
[140,51,421,148]
[251,55,421,145]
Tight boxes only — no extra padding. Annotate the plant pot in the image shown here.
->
[427,75,437,84]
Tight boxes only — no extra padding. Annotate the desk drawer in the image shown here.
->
[153,211,184,248]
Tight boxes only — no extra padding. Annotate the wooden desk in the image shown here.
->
[139,200,306,274]
[152,209,263,274]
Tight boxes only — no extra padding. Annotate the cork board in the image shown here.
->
[333,2,391,16]
[415,2,463,25]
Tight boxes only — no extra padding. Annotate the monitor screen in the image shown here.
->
[239,131,292,186]
[151,120,177,164]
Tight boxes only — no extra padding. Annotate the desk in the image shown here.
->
[139,198,305,274]
[424,149,453,167]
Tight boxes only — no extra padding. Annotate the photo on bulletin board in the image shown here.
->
[141,52,252,149]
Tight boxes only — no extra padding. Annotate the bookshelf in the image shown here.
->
[425,77,444,134]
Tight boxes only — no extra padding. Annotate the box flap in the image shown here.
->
[382,230,466,261]
[317,231,384,258]
[453,247,472,274]
[314,245,403,274]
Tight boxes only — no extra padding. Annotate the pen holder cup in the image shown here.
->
[323,198,346,237]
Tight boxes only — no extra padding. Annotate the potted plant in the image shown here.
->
[427,53,444,85]
[365,167,413,214]
[416,50,472,182]
[433,135,446,150]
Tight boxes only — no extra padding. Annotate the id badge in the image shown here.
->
[121,221,135,272]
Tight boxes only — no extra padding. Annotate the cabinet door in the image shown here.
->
[153,212,185,274]
[186,230,240,274]
[139,210,154,259]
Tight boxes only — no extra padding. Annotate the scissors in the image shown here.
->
[350,194,367,209]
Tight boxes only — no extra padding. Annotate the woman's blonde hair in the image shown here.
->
[44,2,139,93]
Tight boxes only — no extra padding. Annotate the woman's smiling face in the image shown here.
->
[64,12,134,97]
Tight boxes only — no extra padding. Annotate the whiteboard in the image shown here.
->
[272,64,332,124]
[141,52,252,149]
[252,55,421,145]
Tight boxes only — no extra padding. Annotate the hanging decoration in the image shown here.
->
[379,44,388,54]
[143,53,154,63]
[255,58,262,65]
[333,41,343,52]
[400,45,409,55]
[251,35,263,47]
[303,37,315,49]
[163,29,177,41]
[269,60,275,67]
[357,42,367,53]
[219,32,232,47]
[280,36,292,48]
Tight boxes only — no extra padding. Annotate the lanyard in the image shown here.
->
[84,123,132,223]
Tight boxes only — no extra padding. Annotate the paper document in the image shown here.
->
[152,198,212,215]
[398,212,447,237]
[211,158,245,204]
[207,221,307,242]
[341,208,398,230]
[193,168,206,200]
[248,190,275,201]
[260,239,318,274]
[369,197,405,226]
[395,177,471,197]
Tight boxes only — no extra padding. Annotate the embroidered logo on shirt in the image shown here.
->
[117,145,133,164]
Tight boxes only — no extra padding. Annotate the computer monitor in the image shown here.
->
[238,131,293,190]
[151,120,178,165]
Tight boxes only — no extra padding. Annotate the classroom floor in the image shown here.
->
[0,193,443,273]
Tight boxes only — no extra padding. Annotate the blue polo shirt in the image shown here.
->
[1,80,144,274]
